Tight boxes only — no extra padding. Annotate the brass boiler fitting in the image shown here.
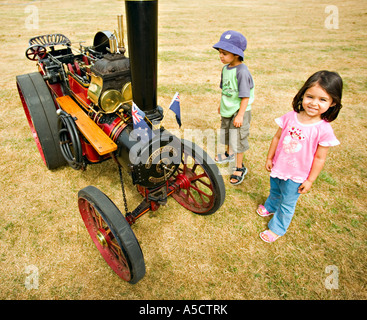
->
[108,35,117,54]
[108,15,125,54]
[117,15,126,52]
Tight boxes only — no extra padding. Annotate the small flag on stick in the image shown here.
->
[131,102,155,143]
[168,92,181,128]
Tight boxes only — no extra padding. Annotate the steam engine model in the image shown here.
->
[16,0,225,284]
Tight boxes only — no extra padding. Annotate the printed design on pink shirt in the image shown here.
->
[282,126,305,154]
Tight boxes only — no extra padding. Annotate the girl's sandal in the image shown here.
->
[256,204,274,217]
[259,230,280,243]
[215,151,235,164]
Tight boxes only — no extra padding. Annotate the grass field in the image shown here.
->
[0,0,366,300]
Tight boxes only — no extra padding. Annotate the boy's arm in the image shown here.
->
[298,145,329,194]
[234,65,253,127]
[265,127,282,171]
[233,97,249,127]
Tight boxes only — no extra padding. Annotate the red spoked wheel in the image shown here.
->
[170,139,225,215]
[25,44,47,61]
[78,186,145,284]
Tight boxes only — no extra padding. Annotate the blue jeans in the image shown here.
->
[264,177,302,236]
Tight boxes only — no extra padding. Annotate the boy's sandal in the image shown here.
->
[259,230,280,243]
[229,165,247,185]
[215,151,235,164]
[256,204,274,217]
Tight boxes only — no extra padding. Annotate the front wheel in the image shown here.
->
[170,139,226,215]
[78,186,145,284]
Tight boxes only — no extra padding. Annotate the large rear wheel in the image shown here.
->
[170,139,226,215]
[78,186,146,284]
[16,72,66,169]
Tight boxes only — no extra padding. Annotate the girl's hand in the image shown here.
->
[298,180,313,194]
[265,159,273,172]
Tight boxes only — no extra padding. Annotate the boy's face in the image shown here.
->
[218,49,240,66]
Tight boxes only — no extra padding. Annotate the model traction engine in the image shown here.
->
[16,0,225,284]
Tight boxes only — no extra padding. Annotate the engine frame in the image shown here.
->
[16,2,225,284]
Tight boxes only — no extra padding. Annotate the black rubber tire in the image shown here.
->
[16,72,66,169]
[78,186,146,284]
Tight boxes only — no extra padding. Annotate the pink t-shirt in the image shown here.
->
[270,111,340,183]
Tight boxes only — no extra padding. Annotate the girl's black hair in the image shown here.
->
[292,70,343,122]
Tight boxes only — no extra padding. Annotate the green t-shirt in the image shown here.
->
[220,63,255,117]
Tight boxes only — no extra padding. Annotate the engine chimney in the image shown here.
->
[125,0,158,119]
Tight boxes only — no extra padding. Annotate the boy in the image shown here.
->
[213,30,255,185]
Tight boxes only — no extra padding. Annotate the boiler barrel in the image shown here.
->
[115,124,181,189]
[125,0,158,116]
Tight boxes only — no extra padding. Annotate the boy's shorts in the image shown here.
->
[220,110,251,154]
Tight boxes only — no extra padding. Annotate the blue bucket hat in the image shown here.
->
[213,30,247,59]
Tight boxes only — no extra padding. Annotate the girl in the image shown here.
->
[258,70,343,243]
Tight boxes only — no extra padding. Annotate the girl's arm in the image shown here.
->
[298,145,329,194]
[265,127,282,171]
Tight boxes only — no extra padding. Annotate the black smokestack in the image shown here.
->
[125,0,158,116]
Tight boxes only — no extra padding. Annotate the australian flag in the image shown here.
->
[131,102,154,143]
[169,92,182,127]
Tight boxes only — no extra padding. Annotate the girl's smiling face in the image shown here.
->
[302,83,335,120]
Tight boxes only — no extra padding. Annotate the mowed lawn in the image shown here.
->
[0,0,366,300]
